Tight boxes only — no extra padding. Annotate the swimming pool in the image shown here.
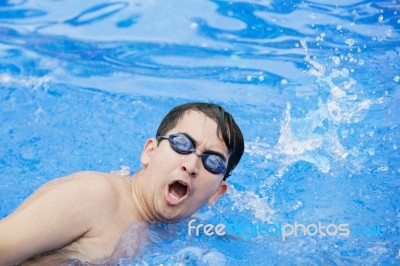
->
[0,0,399,264]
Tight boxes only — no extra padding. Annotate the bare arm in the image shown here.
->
[0,172,107,265]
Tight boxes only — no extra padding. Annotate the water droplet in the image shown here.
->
[393,75,400,82]
[258,75,265,82]
[247,75,253,82]
[359,60,365,65]
[378,15,383,23]
[336,25,343,30]
[300,39,307,48]
[295,43,299,48]
[341,128,349,138]
[347,79,356,88]
[386,29,392,37]
[331,86,346,98]
[310,14,316,19]
[345,39,355,46]
[0,73,12,82]
[281,79,288,85]
[331,56,340,65]
[398,19,400,24]
[190,22,198,29]
[367,148,375,156]
[378,165,388,172]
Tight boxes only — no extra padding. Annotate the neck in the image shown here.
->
[129,170,157,223]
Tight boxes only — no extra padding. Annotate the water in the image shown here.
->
[0,0,399,265]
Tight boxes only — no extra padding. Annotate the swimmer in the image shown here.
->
[0,102,244,265]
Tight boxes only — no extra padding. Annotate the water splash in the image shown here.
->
[228,185,275,223]
[246,40,384,187]
[110,165,132,177]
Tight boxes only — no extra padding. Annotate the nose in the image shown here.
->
[180,152,200,177]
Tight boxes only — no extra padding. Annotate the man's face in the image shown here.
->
[140,110,229,222]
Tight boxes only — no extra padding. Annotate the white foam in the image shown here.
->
[0,73,52,90]
[175,247,226,266]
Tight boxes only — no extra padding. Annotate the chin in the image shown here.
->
[157,204,196,223]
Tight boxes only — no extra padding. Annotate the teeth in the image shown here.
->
[169,193,179,200]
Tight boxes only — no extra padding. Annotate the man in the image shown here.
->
[0,102,244,265]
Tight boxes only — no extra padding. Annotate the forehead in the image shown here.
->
[167,110,228,155]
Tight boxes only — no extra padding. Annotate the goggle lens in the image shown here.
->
[158,133,227,175]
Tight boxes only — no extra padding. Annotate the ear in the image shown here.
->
[207,181,228,206]
[140,138,157,167]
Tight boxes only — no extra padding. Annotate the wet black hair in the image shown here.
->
[156,102,244,180]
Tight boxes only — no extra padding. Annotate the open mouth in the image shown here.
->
[165,180,189,206]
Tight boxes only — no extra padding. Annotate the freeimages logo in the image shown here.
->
[187,219,383,240]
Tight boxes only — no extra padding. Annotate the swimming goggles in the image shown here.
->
[157,133,227,175]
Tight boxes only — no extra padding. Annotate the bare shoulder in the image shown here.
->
[45,171,122,203]
[60,171,115,186]
[0,171,124,265]
[12,171,124,219]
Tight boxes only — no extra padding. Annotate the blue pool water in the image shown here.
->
[0,0,399,265]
